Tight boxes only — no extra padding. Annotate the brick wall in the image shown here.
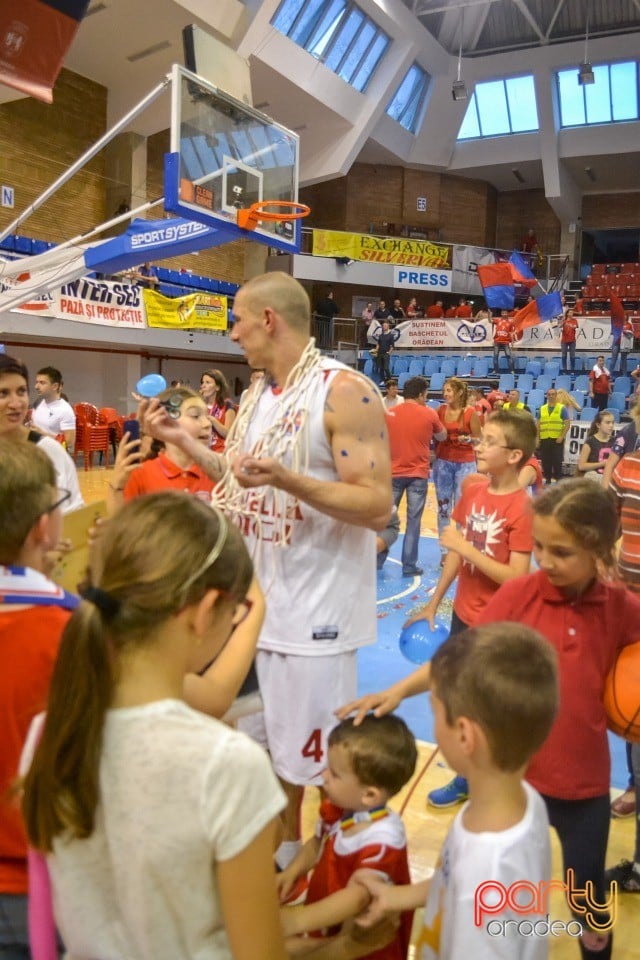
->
[301,163,498,246]
[582,193,640,230]
[438,175,497,246]
[496,189,561,254]
[0,69,107,242]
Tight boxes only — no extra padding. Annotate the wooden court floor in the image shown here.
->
[79,467,639,959]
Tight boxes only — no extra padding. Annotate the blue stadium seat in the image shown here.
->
[544,362,561,378]
[391,356,410,375]
[527,389,545,412]
[572,357,584,371]
[615,376,631,396]
[555,375,572,392]
[574,375,590,392]
[424,358,440,375]
[363,358,374,379]
[524,361,542,377]
[580,407,597,422]
[570,391,586,409]
[427,399,441,410]
[535,375,552,392]
[514,356,528,372]
[456,358,473,376]
[440,359,456,377]
[408,359,424,376]
[498,374,515,391]
[473,358,490,377]
[397,372,411,390]
[610,392,627,413]
[429,372,445,392]
[516,374,533,393]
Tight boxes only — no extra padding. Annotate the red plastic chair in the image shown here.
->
[100,407,124,458]
[73,403,110,470]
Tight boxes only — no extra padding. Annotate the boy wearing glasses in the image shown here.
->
[347,410,537,811]
[0,440,80,956]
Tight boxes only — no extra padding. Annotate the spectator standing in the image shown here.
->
[361,302,374,323]
[134,262,159,288]
[468,387,492,424]
[537,387,570,484]
[383,378,404,410]
[612,317,634,376]
[576,411,615,479]
[560,307,579,374]
[374,300,391,321]
[589,356,612,412]
[502,388,530,412]
[31,366,76,452]
[386,376,446,575]
[444,303,456,318]
[492,310,515,373]
[486,380,508,410]
[426,300,444,318]
[313,290,339,350]
[454,298,472,319]
[406,297,419,318]
[200,368,237,453]
[390,298,406,321]
[432,378,481,545]
[0,355,83,512]
[521,227,539,254]
[373,320,401,383]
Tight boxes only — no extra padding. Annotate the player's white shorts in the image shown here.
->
[242,650,357,786]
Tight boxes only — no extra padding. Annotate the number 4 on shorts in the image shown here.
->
[301,729,324,763]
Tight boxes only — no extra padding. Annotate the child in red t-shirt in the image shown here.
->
[278,716,417,960]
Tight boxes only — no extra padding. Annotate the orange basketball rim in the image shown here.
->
[237,200,311,231]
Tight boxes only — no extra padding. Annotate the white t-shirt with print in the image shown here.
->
[32,397,76,436]
[46,700,286,960]
[417,781,551,960]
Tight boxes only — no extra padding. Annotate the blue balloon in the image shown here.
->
[399,619,449,665]
[136,373,167,397]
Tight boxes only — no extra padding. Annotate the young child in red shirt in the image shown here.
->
[278,715,417,960]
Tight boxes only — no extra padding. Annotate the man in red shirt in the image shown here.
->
[426,300,444,318]
[492,311,515,373]
[560,308,579,374]
[386,376,446,576]
[444,304,456,318]
[589,356,612,411]
[454,298,472,319]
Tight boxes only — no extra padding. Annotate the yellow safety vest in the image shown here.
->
[504,402,525,410]
[539,404,565,440]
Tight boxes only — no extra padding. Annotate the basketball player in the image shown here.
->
[140,272,392,870]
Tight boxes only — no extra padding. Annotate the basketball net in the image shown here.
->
[211,337,323,560]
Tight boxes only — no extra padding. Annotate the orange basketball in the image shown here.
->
[604,643,640,743]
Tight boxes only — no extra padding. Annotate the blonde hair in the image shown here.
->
[445,376,469,407]
[556,388,580,411]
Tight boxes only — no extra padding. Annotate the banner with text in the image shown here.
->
[54,278,145,328]
[144,289,228,330]
[312,229,453,269]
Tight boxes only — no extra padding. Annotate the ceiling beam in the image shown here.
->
[413,0,501,17]
[545,0,566,40]
[511,0,546,43]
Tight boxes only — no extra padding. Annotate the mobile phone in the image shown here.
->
[122,418,140,442]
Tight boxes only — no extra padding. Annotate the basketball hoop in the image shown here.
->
[237,200,310,231]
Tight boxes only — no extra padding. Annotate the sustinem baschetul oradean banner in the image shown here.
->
[312,230,453,269]
[144,289,228,330]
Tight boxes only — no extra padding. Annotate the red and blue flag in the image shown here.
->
[509,251,537,288]
[477,262,515,310]
[512,291,563,336]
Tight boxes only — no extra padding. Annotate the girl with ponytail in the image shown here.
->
[22,492,287,960]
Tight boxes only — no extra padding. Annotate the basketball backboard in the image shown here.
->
[165,65,301,254]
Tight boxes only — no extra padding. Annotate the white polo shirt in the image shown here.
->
[32,397,76,437]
